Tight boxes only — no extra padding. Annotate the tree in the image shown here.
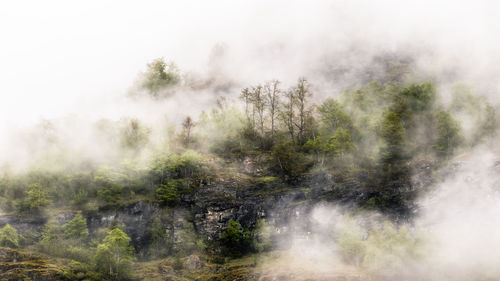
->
[156,180,180,206]
[120,118,151,151]
[64,212,89,242]
[379,111,406,163]
[318,98,352,134]
[433,110,463,158]
[222,219,251,257]
[141,58,180,97]
[264,80,281,141]
[240,87,255,132]
[303,137,324,164]
[281,88,296,141]
[400,83,436,113]
[22,183,50,213]
[181,116,195,147]
[325,127,353,159]
[253,219,272,253]
[271,142,308,180]
[293,78,313,145]
[251,85,266,140]
[94,228,135,280]
[148,217,172,258]
[0,224,19,248]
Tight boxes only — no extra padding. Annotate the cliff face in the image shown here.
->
[0,160,433,258]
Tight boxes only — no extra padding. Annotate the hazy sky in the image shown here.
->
[1,0,500,130]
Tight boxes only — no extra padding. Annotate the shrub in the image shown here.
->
[64,212,89,241]
[0,224,19,248]
[156,180,180,206]
[94,228,135,280]
[253,219,272,253]
[222,219,251,257]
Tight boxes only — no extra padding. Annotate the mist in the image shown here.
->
[2,1,500,167]
[1,1,500,280]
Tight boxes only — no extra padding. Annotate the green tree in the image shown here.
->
[433,110,463,158]
[148,217,172,258]
[94,228,135,280]
[0,224,19,248]
[156,180,180,206]
[380,111,406,163]
[253,219,272,253]
[141,58,180,97]
[64,212,89,241]
[400,83,436,113]
[120,118,151,151]
[337,217,365,266]
[318,98,352,134]
[222,219,251,257]
[325,127,353,158]
[22,183,50,213]
[271,142,309,180]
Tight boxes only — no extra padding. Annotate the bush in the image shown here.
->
[20,183,51,213]
[0,224,19,248]
[94,228,135,280]
[252,219,272,253]
[64,212,89,241]
[271,142,309,180]
[222,220,251,258]
[156,180,180,206]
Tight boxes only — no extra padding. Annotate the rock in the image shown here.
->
[185,255,203,270]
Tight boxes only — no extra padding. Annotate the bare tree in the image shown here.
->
[251,85,266,139]
[281,88,296,142]
[264,80,281,141]
[182,116,195,147]
[293,78,312,145]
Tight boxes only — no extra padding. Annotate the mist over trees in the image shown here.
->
[0,56,498,280]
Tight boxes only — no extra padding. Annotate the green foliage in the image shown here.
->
[95,168,124,209]
[156,180,180,206]
[400,83,436,113]
[474,103,498,142]
[336,219,425,277]
[94,228,135,280]
[0,224,19,248]
[140,58,180,97]
[337,217,365,266]
[433,110,463,158]
[222,219,251,258]
[176,220,201,256]
[148,217,172,258]
[318,98,352,134]
[379,111,406,163]
[97,185,124,210]
[362,221,423,276]
[324,127,353,158]
[252,219,272,253]
[149,150,207,183]
[21,183,51,213]
[64,212,89,241]
[120,118,151,151]
[271,142,309,179]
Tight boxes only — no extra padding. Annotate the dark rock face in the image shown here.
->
[0,215,47,236]
[0,161,432,257]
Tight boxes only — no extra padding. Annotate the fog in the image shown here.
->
[2,1,500,279]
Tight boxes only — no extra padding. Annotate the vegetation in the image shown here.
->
[221,220,251,257]
[0,58,498,279]
[94,228,135,280]
[0,224,19,248]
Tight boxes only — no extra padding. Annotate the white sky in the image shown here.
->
[1,0,500,130]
